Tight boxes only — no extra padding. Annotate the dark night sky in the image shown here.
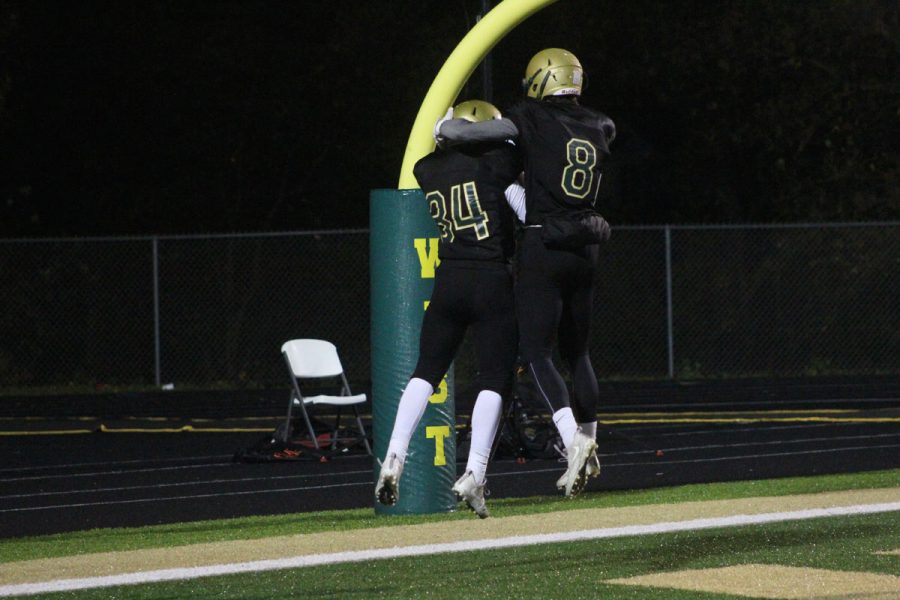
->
[1,0,897,237]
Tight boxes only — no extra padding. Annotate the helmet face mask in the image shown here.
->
[523,48,584,99]
[452,99,502,123]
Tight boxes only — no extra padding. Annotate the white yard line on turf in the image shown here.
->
[1,501,898,597]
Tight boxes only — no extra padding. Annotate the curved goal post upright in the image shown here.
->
[370,0,561,515]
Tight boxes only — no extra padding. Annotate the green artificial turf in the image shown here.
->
[25,510,900,599]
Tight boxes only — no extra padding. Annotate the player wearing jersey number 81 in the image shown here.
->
[438,48,615,497]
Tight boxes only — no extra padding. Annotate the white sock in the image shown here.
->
[386,377,433,463]
[552,407,578,449]
[466,390,502,484]
[578,421,597,440]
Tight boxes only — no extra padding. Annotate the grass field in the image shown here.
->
[1,469,898,599]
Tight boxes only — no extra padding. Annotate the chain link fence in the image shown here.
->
[1,223,898,393]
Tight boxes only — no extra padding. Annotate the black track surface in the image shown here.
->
[2,377,899,539]
[2,418,898,539]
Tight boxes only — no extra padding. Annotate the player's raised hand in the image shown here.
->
[433,106,454,146]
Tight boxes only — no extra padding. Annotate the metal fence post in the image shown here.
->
[152,236,161,387]
[665,226,674,378]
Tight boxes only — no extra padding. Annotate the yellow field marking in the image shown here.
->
[0,417,90,421]
[172,417,281,422]
[0,409,868,422]
[117,417,279,423]
[97,425,274,433]
[0,429,95,436]
[0,426,274,436]
[601,409,859,417]
[1,408,895,435]
[599,417,900,424]
[607,564,900,598]
[0,487,897,587]
[0,416,282,422]
[875,549,900,556]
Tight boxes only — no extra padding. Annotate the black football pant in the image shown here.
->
[412,261,517,396]
[515,228,600,422]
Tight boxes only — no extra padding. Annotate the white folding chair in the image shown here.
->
[280,339,372,456]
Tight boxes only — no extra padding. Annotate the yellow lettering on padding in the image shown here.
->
[425,425,451,466]
[414,238,441,278]
[429,377,448,404]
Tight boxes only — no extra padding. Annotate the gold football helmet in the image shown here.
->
[523,48,584,99]
[452,99,502,122]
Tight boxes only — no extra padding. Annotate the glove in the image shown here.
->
[541,211,611,248]
[584,212,611,243]
[433,106,454,146]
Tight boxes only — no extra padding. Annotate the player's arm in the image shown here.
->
[599,113,616,145]
[504,182,526,223]
[438,117,519,145]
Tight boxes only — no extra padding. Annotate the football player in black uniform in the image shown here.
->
[375,100,524,518]
[439,49,615,497]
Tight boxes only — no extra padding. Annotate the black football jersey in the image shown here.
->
[413,142,522,263]
[507,98,615,225]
